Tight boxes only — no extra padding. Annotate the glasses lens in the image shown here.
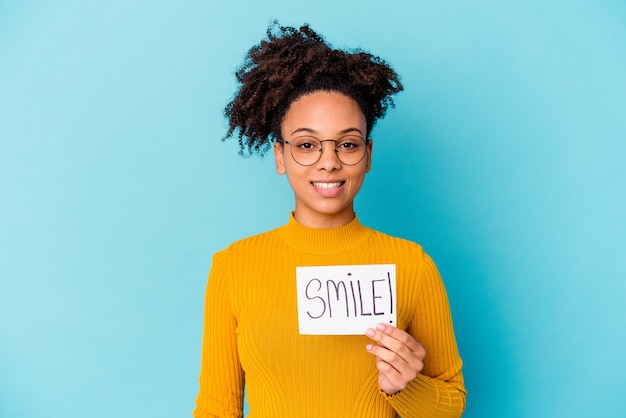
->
[336,136,366,165]
[290,136,322,166]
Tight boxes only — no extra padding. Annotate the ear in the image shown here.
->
[365,139,373,173]
[274,141,286,175]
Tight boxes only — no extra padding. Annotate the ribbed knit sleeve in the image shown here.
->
[193,250,245,418]
[385,252,466,417]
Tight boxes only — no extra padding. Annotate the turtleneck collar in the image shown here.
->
[278,212,373,255]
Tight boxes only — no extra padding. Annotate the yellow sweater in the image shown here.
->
[194,214,466,417]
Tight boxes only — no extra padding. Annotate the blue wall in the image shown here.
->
[1,1,625,417]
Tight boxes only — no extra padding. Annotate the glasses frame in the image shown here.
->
[277,136,371,167]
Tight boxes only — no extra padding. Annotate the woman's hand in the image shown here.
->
[365,323,426,395]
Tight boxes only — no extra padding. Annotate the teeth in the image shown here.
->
[313,182,342,189]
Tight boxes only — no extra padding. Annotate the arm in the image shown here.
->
[366,252,466,417]
[193,250,245,418]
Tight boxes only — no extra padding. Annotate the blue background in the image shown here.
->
[1,1,625,417]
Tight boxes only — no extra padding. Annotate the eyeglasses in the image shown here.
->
[278,135,370,166]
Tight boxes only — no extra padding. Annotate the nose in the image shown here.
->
[315,140,341,170]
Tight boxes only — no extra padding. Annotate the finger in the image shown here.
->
[366,326,423,364]
[372,333,412,362]
[366,343,407,372]
[366,331,426,378]
[376,357,409,390]
[375,323,423,352]
[372,353,422,395]
[367,341,424,375]
[370,345,424,384]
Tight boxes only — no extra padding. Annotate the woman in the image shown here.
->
[194,23,466,417]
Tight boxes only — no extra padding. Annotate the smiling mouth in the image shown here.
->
[311,181,344,189]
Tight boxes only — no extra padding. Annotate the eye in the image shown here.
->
[337,136,364,152]
[292,137,320,152]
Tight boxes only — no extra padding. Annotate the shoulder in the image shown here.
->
[364,226,441,276]
[217,226,282,256]
[208,227,282,281]
[366,227,426,255]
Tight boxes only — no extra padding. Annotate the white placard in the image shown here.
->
[296,264,396,335]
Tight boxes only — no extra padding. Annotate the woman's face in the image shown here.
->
[274,90,372,228]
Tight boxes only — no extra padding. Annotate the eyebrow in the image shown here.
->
[290,127,364,136]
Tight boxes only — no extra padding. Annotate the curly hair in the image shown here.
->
[223,21,403,156]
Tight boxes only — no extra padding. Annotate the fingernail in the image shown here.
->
[366,344,373,351]
[376,323,386,331]
[365,328,375,337]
